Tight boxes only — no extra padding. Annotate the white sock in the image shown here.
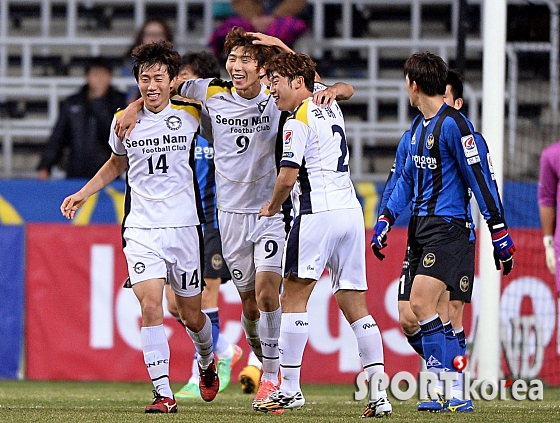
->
[351,316,387,401]
[141,325,173,398]
[279,313,309,395]
[242,313,262,361]
[186,314,213,368]
[259,308,281,383]
[188,357,199,383]
[453,372,464,400]
[216,335,232,358]
[248,350,262,370]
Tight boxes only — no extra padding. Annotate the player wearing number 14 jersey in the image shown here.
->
[61,42,219,412]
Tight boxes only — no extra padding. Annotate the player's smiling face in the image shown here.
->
[269,72,297,111]
[226,47,263,99]
[138,63,176,113]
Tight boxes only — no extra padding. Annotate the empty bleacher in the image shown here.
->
[0,0,556,181]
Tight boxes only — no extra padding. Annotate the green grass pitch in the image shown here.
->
[0,380,560,422]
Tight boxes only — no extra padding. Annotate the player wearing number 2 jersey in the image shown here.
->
[255,52,391,418]
[61,42,219,413]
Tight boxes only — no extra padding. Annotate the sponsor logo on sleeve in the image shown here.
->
[284,130,293,150]
[461,134,478,158]
[467,156,481,165]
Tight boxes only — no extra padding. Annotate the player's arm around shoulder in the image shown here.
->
[312,81,354,107]
[114,98,143,140]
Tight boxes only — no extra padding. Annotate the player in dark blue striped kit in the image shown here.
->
[372,52,516,412]
[375,69,477,411]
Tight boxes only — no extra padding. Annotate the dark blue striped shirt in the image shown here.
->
[383,103,505,229]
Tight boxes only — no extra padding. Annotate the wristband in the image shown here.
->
[544,235,554,248]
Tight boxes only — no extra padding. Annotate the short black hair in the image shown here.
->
[446,68,463,100]
[85,56,113,74]
[180,51,221,79]
[404,51,447,96]
[266,52,316,93]
[131,41,181,81]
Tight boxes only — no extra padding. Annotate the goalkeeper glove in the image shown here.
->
[544,235,556,275]
[371,215,391,260]
[490,223,516,276]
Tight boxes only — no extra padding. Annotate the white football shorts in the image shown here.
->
[123,226,203,298]
[284,208,368,293]
[218,210,285,292]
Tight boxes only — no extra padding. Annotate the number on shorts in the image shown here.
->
[181,269,200,290]
[236,135,250,154]
[332,124,349,172]
[264,240,278,259]
[147,154,169,174]
[399,275,406,295]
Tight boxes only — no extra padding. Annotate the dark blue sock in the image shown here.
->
[420,315,445,373]
[443,321,459,372]
[406,330,424,358]
[455,327,466,356]
[204,309,220,353]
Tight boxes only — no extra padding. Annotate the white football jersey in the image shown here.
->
[109,100,202,228]
[179,78,281,213]
[281,98,361,215]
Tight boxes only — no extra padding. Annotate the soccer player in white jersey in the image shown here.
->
[114,28,354,409]
[60,41,219,413]
[254,53,392,418]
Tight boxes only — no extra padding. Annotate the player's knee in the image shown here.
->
[256,288,280,311]
[141,302,164,324]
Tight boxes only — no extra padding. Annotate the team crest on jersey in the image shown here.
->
[411,133,416,145]
[257,99,269,113]
[423,253,436,268]
[460,276,470,292]
[461,134,478,157]
[284,130,293,150]
[426,133,434,149]
[133,262,146,274]
[165,115,182,131]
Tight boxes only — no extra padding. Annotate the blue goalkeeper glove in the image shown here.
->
[490,224,516,276]
[371,215,391,260]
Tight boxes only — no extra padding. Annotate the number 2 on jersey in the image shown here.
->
[147,154,169,174]
[332,125,349,172]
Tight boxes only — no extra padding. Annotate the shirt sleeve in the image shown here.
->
[446,125,505,225]
[108,116,126,156]
[279,119,308,169]
[178,78,211,103]
[384,149,415,222]
[378,131,409,215]
[538,146,558,207]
